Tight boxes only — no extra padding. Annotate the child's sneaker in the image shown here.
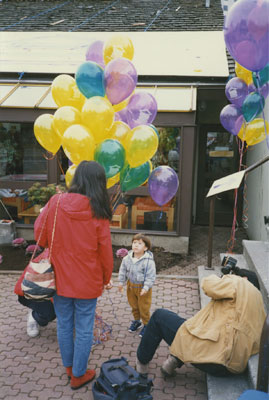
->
[139,325,147,338]
[128,320,142,332]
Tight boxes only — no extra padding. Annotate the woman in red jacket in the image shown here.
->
[34,161,113,390]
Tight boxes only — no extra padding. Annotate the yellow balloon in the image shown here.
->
[51,74,85,110]
[81,96,115,143]
[107,173,120,189]
[62,124,95,165]
[109,121,131,148]
[53,106,81,138]
[34,114,62,154]
[235,62,253,86]
[65,164,77,188]
[103,35,134,65]
[125,125,159,168]
[238,118,269,146]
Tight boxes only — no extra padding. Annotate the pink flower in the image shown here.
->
[25,244,42,255]
[116,248,128,258]
[0,255,3,264]
[12,238,27,248]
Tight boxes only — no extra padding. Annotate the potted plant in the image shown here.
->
[27,183,65,211]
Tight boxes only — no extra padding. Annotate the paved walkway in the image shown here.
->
[0,273,207,400]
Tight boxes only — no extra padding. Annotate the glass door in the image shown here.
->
[196,126,242,226]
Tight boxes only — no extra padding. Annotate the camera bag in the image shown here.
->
[92,357,153,400]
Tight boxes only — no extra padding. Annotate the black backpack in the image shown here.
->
[92,357,153,400]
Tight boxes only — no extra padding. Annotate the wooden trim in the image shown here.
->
[178,126,196,237]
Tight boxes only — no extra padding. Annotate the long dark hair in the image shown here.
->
[68,161,112,220]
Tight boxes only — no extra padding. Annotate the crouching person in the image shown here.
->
[136,268,266,377]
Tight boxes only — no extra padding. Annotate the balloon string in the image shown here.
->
[43,152,56,161]
[110,183,121,205]
[226,138,245,253]
[57,155,66,178]
[256,72,269,151]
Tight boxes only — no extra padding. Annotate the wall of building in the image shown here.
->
[244,98,269,241]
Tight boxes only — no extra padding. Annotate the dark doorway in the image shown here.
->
[196,125,243,226]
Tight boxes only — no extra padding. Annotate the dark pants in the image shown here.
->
[137,309,232,377]
[18,296,56,327]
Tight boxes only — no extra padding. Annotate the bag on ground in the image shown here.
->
[92,357,153,400]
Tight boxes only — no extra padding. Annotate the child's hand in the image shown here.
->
[140,288,148,296]
[104,279,113,290]
[118,284,124,293]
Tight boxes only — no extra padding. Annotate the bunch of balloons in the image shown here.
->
[33,34,162,194]
[220,0,269,147]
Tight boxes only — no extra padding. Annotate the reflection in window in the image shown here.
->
[0,122,47,181]
[152,127,181,173]
[58,126,180,233]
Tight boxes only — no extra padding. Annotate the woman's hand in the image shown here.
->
[104,279,113,290]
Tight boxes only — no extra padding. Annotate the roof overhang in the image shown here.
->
[0,31,229,78]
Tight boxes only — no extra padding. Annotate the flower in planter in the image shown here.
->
[27,182,65,207]
[0,254,3,264]
[12,237,28,248]
[25,244,42,256]
[116,248,128,259]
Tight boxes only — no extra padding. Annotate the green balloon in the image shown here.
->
[120,161,151,192]
[242,92,265,123]
[252,63,269,88]
[94,139,125,178]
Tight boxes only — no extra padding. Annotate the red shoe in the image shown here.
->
[70,369,96,390]
[66,367,72,380]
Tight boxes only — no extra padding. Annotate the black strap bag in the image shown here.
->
[92,357,153,400]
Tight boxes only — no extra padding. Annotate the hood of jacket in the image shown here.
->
[59,192,93,221]
[126,249,154,262]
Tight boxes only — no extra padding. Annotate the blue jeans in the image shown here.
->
[137,309,186,365]
[53,295,97,377]
[18,296,56,326]
[137,309,232,377]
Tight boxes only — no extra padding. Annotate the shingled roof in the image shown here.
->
[0,0,234,76]
[0,0,224,32]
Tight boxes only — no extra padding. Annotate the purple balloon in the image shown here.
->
[260,82,269,99]
[104,58,137,105]
[115,107,130,124]
[125,92,158,129]
[220,104,244,135]
[248,83,256,93]
[224,0,269,72]
[85,40,105,69]
[148,166,179,207]
[225,77,248,107]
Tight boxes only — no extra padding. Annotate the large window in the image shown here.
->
[0,122,47,181]
[0,122,47,223]
[0,123,180,232]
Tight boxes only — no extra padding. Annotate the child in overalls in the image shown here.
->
[118,233,156,338]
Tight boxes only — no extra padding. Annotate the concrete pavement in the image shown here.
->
[0,273,207,400]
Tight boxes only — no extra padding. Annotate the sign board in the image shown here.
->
[206,170,245,198]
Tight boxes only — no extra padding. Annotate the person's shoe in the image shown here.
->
[128,320,142,332]
[27,311,39,338]
[139,325,147,338]
[70,369,96,390]
[66,367,72,380]
[161,355,180,377]
[136,357,149,375]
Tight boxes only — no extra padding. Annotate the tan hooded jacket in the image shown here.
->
[170,274,266,373]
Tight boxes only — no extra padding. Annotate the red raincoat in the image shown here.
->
[34,193,113,299]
